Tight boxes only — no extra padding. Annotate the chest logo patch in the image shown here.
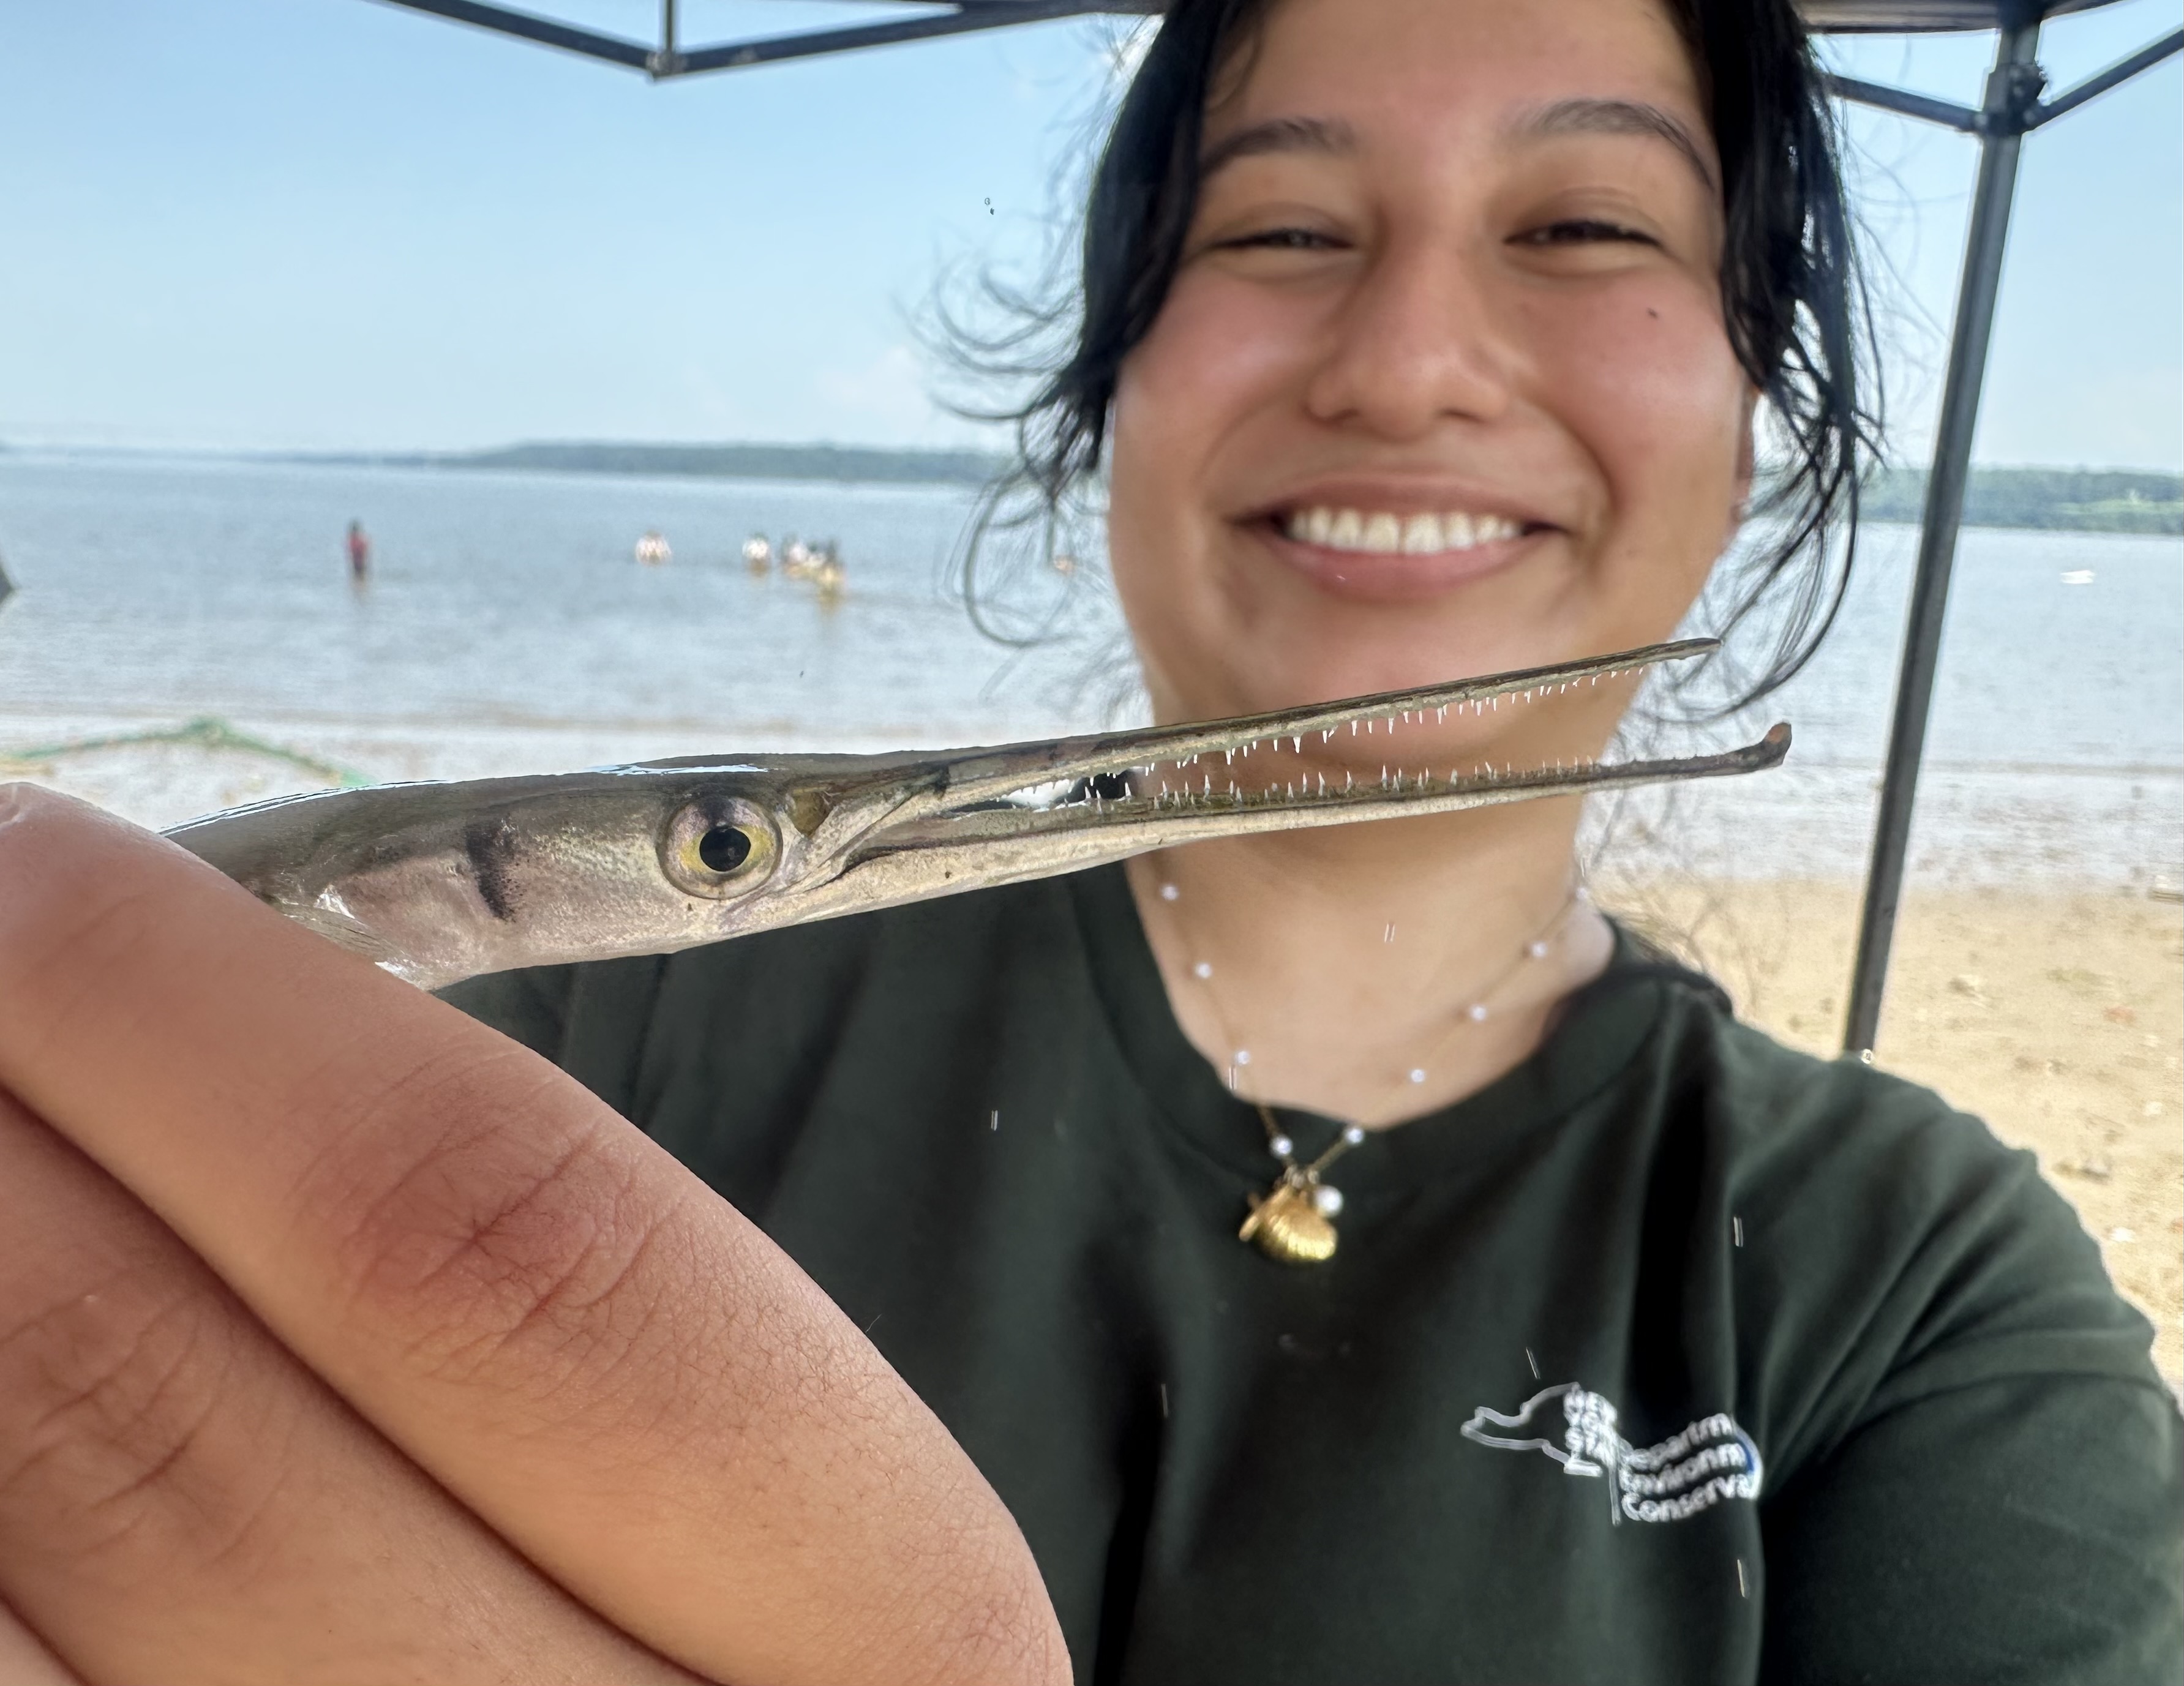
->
[1462,1382,1763,1524]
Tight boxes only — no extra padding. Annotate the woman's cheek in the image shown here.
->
[1108,308,1225,708]
[1109,274,1316,681]
[1533,279,1747,604]
[1120,271,1313,460]
[1109,279,1230,560]
[1540,280,1747,505]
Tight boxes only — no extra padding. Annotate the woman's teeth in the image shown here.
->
[1282,507,1525,555]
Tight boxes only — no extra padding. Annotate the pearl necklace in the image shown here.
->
[1154,874,1585,1265]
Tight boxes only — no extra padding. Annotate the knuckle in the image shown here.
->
[305,1050,672,1398]
[0,1262,265,1564]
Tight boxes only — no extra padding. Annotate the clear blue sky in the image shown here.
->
[1,0,2176,468]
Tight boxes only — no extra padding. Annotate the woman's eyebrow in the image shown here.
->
[1198,115,1357,181]
[1512,98,1716,192]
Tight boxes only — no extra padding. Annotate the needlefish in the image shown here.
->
[167,638,1787,992]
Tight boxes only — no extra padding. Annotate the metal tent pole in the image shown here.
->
[1841,7,2046,1057]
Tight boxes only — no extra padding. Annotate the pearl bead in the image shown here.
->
[1342,1124,1366,1145]
[1468,1002,1490,1022]
[1269,1134,1295,1160]
[1313,1184,1345,1216]
[1193,961,1212,979]
[1160,882,1180,901]
[1528,940,1550,958]
[1408,1068,1427,1084]
[1234,1048,1252,1066]
[1575,885,1591,903]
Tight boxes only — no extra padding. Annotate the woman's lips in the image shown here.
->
[1252,506,1550,602]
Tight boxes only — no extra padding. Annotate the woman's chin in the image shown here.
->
[1256,522,1547,604]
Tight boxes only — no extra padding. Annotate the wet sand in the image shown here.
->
[1608,877,2184,1388]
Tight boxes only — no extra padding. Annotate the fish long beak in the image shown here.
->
[824,638,1788,903]
[150,635,1787,989]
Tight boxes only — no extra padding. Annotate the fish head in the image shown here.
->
[165,752,945,989]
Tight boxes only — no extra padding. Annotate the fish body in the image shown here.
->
[167,640,1788,991]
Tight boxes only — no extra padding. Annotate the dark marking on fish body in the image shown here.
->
[464,816,521,921]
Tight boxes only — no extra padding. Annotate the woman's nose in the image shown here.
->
[1303,240,1515,439]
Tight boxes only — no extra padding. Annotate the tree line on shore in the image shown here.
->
[1859,465,2182,535]
[402,444,2180,536]
[6,438,2178,535]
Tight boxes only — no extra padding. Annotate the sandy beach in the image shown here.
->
[7,722,2181,1389]
[1612,877,2184,1387]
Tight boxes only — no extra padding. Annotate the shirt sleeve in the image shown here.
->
[1760,1366,2182,1684]
[1751,1068,2183,1685]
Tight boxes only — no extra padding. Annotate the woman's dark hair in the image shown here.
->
[950,0,1879,714]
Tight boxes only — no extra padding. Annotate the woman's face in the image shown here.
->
[1107,0,1751,765]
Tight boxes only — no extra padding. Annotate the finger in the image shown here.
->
[0,1602,81,1686]
[0,1087,697,1686]
[0,787,1066,1686]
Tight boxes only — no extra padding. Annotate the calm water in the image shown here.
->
[0,453,1100,742]
[1,452,2177,881]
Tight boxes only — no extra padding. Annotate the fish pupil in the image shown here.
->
[697,825,753,874]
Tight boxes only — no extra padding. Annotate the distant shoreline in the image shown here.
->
[4,438,2180,534]
[1860,465,2182,537]
[281,440,1011,489]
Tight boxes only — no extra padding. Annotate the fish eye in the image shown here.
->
[662,799,778,898]
[697,825,752,874]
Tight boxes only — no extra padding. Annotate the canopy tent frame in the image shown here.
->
[373,0,1157,77]
[1817,9,2181,1054]
[367,0,2180,1054]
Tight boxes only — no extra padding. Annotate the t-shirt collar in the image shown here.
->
[1065,863,1668,1193]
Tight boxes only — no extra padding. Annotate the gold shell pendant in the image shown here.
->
[1239,1181,1338,1265]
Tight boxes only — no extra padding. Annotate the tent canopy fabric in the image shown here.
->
[1803,0,2116,28]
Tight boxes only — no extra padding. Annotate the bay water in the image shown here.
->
[0,451,2175,885]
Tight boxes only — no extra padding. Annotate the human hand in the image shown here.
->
[0,787,1067,1685]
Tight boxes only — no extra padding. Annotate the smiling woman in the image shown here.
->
[972,0,1868,711]
[0,0,2177,1682]
[442,0,2171,1676]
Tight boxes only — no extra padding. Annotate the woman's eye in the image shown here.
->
[1515,218,1659,249]
[1219,226,1342,252]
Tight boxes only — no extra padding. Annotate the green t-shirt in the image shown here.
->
[444,864,2182,1684]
